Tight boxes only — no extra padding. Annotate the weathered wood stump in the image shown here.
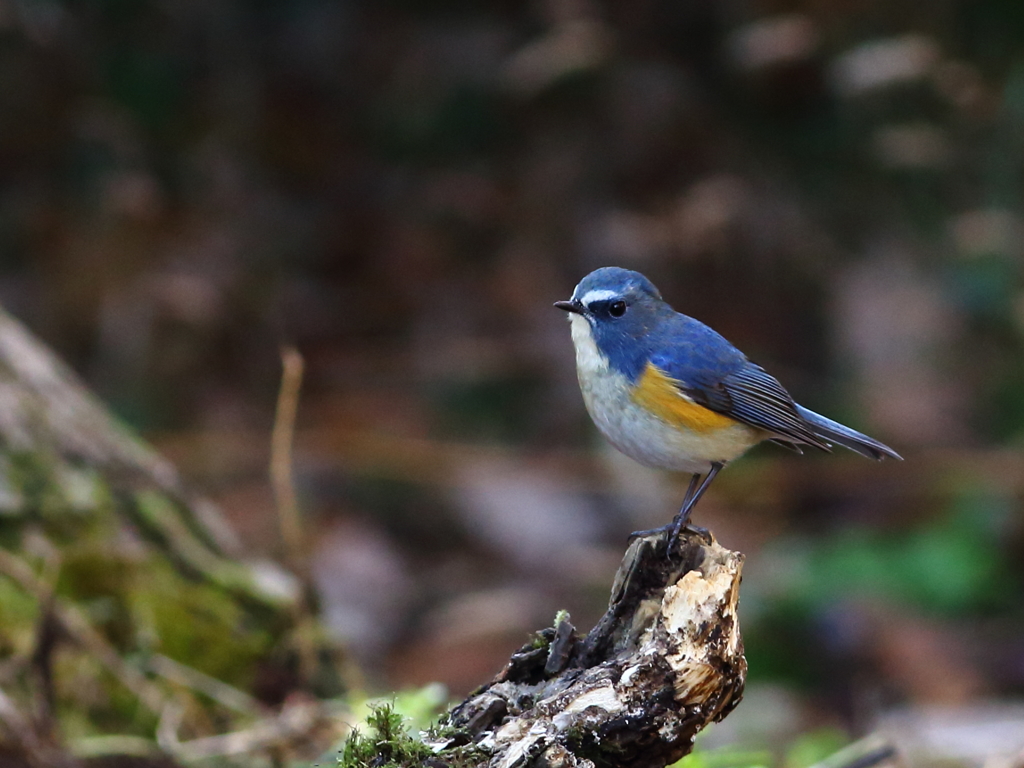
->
[428,529,746,768]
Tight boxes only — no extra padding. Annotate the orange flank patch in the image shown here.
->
[631,363,739,433]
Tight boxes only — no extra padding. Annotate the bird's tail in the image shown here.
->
[795,405,903,461]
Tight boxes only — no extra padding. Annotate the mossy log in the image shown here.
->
[0,307,343,766]
[420,530,746,768]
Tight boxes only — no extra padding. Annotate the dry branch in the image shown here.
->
[271,345,306,570]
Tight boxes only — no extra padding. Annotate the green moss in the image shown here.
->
[529,632,550,650]
[339,708,491,768]
[129,557,273,687]
[130,490,288,606]
[0,451,114,545]
[340,703,490,768]
[340,703,433,768]
[438,743,490,768]
[0,455,26,515]
[0,576,39,656]
[5,450,52,512]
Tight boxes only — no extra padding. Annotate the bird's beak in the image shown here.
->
[553,299,584,314]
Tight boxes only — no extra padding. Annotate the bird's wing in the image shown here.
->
[647,319,831,450]
[702,363,831,450]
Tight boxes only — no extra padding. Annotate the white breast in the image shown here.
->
[568,314,760,473]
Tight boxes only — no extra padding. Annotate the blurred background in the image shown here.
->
[2,0,1024,761]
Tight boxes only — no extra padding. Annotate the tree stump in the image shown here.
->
[427,529,746,768]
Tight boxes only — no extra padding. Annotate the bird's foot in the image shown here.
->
[627,523,672,539]
[628,521,713,556]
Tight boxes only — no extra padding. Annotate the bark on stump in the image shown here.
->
[430,529,746,768]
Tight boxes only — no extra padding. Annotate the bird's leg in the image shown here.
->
[680,472,702,511]
[627,473,702,539]
[666,462,724,548]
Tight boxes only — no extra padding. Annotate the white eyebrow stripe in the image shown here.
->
[576,289,620,305]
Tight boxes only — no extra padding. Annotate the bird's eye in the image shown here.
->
[609,301,627,317]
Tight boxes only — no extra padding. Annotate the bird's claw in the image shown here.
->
[627,523,673,540]
[628,521,713,558]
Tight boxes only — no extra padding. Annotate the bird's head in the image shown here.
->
[554,267,667,379]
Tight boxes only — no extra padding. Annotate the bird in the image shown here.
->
[554,266,901,546]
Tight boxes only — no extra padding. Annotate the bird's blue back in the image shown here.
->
[588,297,747,389]
[644,314,747,390]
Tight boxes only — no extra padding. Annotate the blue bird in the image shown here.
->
[555,266,901,545]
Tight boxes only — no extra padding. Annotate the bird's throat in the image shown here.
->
[569,314,609,374]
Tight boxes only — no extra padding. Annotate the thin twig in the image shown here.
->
[0,682,82,767]
[812,736,901,768]
[156,699,185,754]
[836,746,899,768]
[70,735,161,760]
[0,684,42,756]
[29,541,62,732]
[148,654,261,715]
[163,699,343,762]
[269,346,321,681]
[271,345,306,570]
